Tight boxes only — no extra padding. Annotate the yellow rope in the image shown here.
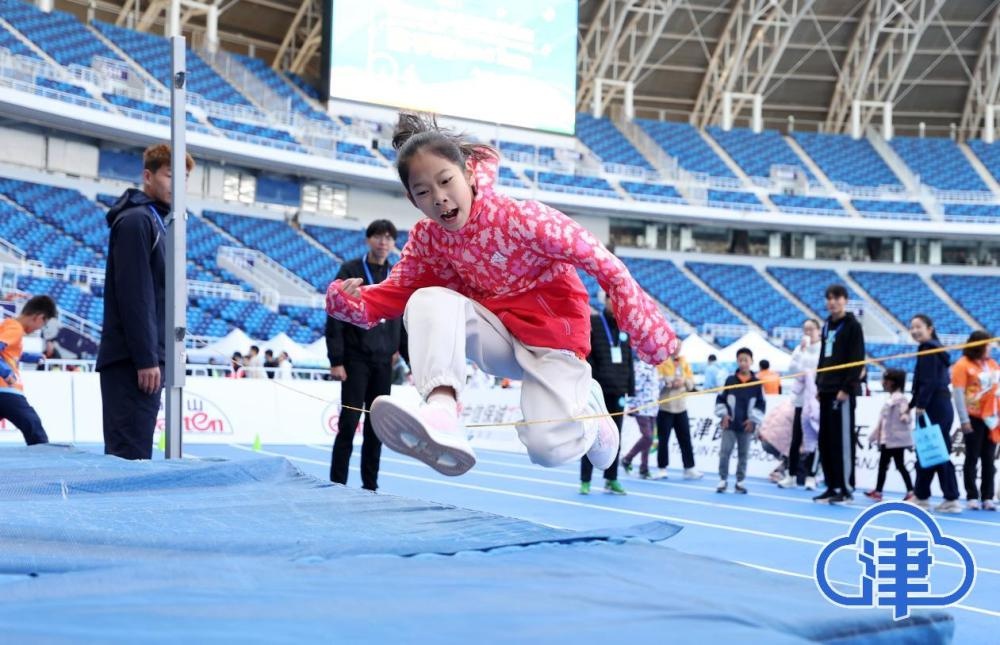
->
[262,336,999,430]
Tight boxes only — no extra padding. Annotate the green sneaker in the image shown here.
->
[604,479,627,495]
[622,461,633,475]
[579,481,591,495]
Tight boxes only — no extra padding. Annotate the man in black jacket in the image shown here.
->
[813,284,866,505]
[327,220,406,491]
[97,144,193,460]
[580,306,634,495]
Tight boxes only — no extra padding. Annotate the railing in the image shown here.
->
[701,323,750,340]
[0,237,25,261]
[217,246,317,295]
[200,48,293,115]
[188,280,259,302]
[0,73,107,112]
[929,188,996,203]
[280,294,325,308]
[834,182,908,198]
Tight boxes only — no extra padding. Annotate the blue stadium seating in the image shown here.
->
[849,271,968,335]
[769,194,844,214]
[208,117,303,149]
[16,275,103,326]
[620,181,684,203]
[285,71,320,100]
[522,170,618,197]
[889,136,987,191]
[334,142,381,165]
[0,0,121,67]
[792,132,901,188]
[866,343,920,373]
[575,113,653,171]
[232,53,330,123]
[0,22,40,59]
[498,166,527,188]
[279,305,327,343]
[707,127,814,181]
[0,181,103,268]
[204,211,335,291]
[634,119,735,178]
[941,202,1000,222]
[620,257,742,329]
[707,189,765,210]
[102,93,202,125]
[189,295,305,340]
[765,267,860,319]
[686,262,804,333]
[575,269,603,311]
[850,199,928,220]
[93,21,252,107]
[966,139,1000,182]
[0,179,107,252]
[932,274,1000,334]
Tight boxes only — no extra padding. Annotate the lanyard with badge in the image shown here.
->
[822,318,844,358]
[361,256,391,285]
[600,310,628,364]
[146,205,167,250]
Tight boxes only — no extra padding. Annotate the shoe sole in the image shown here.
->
[369,398,476,477]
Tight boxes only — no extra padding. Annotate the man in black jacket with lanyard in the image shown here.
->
[327,220,406,491]
[813,284,866,505]
[580,303,634,495]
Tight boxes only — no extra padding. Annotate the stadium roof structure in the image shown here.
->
[58,0,1000,139]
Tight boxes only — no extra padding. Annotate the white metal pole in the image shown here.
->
[986,106,996,144]
[722,92,733,131]
[850,100,861,139]
[882,101,893,141]
[592,79,602,118]
[165,35,187,459]
[751,94,762,133]
[624,81,634,121]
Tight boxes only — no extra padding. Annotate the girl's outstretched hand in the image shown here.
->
[340,277,363,298]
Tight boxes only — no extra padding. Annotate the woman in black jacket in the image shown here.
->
[909,314,961,514]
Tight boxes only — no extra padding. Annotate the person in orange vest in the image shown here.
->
[757,359,782,395]
[0,295,58,445]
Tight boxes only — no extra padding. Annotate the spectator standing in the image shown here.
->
[326,219,406,492]
[580,308,634,495]
[864,368,915,502]
[950,330,997,511]
[97,144,193,460]
[779,319,821,490]
[757,359,782,395]
[654,348,702,480]
[715,347,765,494]
[813,285,865,505]
[621,359,659,479]
[909,314,961,514]
[702,354,727,391]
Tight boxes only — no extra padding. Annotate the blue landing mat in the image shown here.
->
[0,446,953,643]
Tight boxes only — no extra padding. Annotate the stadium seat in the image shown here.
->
[792,132,901,188]
[707,127,814,181]
[686,261,804,333]
[849,270,969,336]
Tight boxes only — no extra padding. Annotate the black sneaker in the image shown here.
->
[734,481,748,494]
[813,489,837,504]
[830,492,854,506]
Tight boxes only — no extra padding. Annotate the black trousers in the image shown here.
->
[962,416,996,502]
[914,393,959,501]
[100,362,162,460]
[788,406,804,480]
[581,391,623,483]
[818,392,856,494]
[655,409,695,469]
[330,358,393,491]
[0,392,48,445]
[875,447,913,492]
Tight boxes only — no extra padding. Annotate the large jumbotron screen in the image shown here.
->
[326,0,578,134]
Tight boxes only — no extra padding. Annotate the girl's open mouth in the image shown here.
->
[440,207,459,222]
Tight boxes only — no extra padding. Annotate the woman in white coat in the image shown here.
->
[779,319,821,489]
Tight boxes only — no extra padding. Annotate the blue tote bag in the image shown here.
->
[914,413,949,468]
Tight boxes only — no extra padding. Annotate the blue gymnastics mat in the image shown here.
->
[0,446,953,643]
